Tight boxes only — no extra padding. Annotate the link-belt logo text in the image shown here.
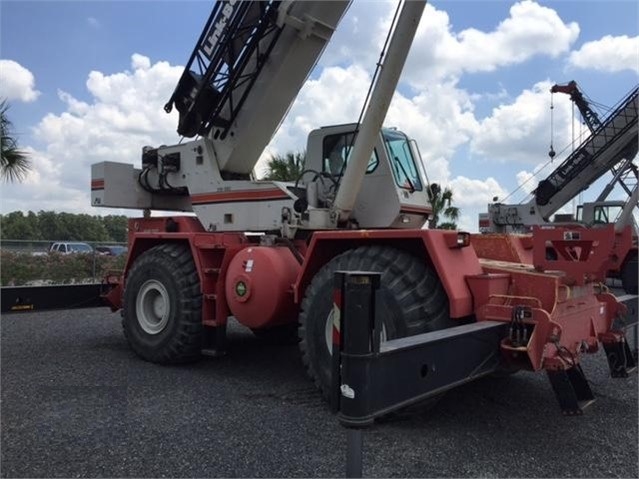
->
[202,0,238,59]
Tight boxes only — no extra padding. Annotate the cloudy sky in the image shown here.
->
[1,0,637,231]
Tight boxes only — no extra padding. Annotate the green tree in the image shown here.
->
[427,183,460,230]
[0,211,40,239]
[56,212,108,241]
[0,210,131,242]
[102,215,128,242]
[1,100,31,182]
[262,151,305,181]
[36,211,59,239]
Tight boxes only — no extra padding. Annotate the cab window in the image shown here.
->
[594,205,622,224]
[322,132,379,176]
[383,129,423,191]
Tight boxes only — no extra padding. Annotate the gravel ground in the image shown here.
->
[1,307,637,478]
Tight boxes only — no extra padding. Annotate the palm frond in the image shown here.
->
[1,99,31,183]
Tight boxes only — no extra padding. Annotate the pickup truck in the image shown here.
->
[48,242,93,254]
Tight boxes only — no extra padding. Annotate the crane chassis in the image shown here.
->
[89,0,636,414]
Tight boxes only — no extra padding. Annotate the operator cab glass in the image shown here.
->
[576,204,623,224]
[322,132,379,176]
[383,128,423,191]
[69,243,93,253]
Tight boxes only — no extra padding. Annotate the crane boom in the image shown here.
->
[550,81,602,133]
[487,84,638,231]
[333,0,425,222]
[535,86,638,212]
[164,0,351,176]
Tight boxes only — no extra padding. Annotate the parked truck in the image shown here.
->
[91,0,636,412]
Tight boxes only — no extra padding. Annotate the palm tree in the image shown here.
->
[1,100,31,182]
[262,151,305,182]
[427,183,460,230]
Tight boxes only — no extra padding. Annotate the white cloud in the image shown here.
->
[470,80,573,165]
[0,59,40,102]
[319,1,579,88]
[449,176,507,208]
[321,0,579,88]
[447,176,509,231]
[1,54,182,213]
[87,17,100,29]
[569,35,639,73]
[131,53,151,71]
[515,170,537,196]
[407,1,579,86]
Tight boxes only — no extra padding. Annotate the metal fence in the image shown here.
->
[0,239,127,255]
[0,239,128,287]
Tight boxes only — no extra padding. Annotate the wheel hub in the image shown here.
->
[136,280,170,335]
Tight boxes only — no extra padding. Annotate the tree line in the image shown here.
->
[0,211,128,242]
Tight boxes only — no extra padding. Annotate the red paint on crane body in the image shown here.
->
[104,218,632,375]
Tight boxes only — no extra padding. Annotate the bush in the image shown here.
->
[1,251,126,286]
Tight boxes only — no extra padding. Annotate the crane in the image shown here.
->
[486,82,637,230]
[550,80,602,132]
[90,1,636,413]
[482,81,638,293]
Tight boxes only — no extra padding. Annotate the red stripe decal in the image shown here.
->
[91,179,104,190]
[191,189,289,204]
[400,206,431,215]
[332,288,342,347]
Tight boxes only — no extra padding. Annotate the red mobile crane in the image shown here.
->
[91,0,636,413]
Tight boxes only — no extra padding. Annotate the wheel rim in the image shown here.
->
[325,308,336,354]
[136,279,170,335]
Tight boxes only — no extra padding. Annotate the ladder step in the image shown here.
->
[204,268,221,275]
[197,244,225,250]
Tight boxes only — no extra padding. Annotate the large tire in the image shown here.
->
[621,250,638,295]
[123,243,203,364]
[298,245,454,401]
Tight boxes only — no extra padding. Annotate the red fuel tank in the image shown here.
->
[225,246,301,329]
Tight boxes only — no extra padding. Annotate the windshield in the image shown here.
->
[594,205,623,224]
[69,243,92,253]
[383,129,422,191]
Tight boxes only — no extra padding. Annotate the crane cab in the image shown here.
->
[302,124,433,229]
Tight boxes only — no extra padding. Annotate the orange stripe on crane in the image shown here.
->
[191,188,290,204]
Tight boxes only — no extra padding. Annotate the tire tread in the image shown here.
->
[298,245,452,401]
[123,243,202,364]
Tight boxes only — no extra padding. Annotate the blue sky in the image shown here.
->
[1,0,638,231]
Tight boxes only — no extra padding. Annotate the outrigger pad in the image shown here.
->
[603,339,637,378]
[547,365,595,416]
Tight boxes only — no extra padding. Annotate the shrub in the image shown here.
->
[0,251,126,286]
